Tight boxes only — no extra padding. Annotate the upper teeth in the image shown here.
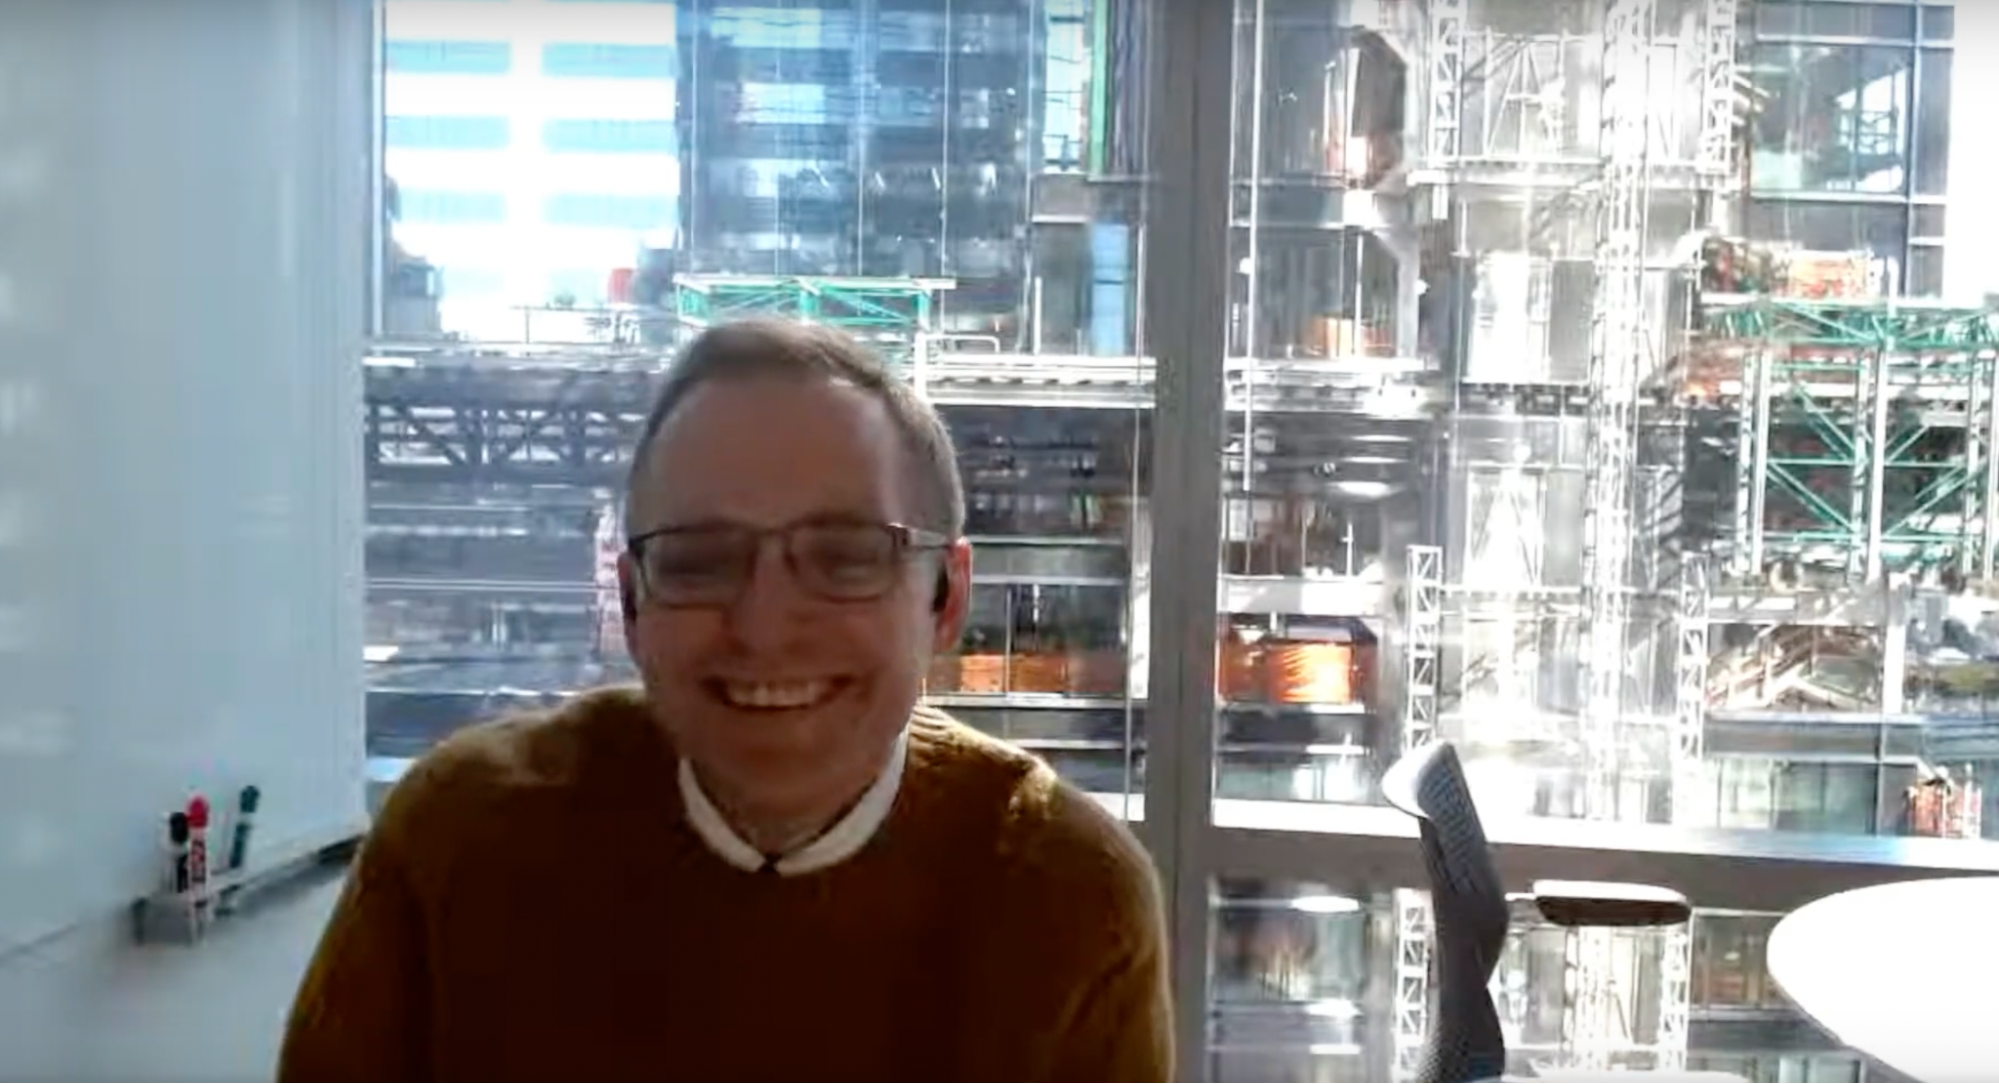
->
[723,681,831,709]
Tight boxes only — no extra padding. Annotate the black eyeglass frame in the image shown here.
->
[625,520,954,607]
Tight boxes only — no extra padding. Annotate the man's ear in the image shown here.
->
[931,538,974,650]
[617,553,640,622]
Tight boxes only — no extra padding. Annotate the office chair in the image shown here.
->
[1380,742,1739,1084]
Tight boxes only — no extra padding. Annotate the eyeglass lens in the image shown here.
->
[638,523,906,603]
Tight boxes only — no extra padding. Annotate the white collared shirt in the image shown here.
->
[678,729,910,876]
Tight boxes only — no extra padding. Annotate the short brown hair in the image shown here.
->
[625,319,966,536]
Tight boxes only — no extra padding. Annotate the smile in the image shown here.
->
[711,678,846,711]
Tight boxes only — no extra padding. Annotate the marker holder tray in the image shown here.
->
[132,884,227,945]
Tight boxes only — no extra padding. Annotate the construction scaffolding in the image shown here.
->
[1387,0,1741,1071]
[1564,0,1657,1067]
[1392,544,1442,1080]
[1695,295,1999,583]
[1655,555,1708,1070]
[669,274,956,363]
[1576,0,1652,828]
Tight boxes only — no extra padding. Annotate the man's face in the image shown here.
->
[621,375,967,821]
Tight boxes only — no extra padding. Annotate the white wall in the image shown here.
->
[0,872,345,1082]
[0,0,369,1076]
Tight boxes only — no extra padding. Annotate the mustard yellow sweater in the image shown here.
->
[278,687,1173,1081]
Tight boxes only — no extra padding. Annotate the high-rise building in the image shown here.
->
[380,0,680,337]
[676,0,1038,326]
[1737,1,1954,296]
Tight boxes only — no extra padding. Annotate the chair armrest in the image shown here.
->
[1531,879,1691,928]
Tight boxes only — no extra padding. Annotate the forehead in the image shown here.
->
[634,375,918,527]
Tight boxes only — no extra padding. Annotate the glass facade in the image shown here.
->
[1743,1,1954,296]
[364,0,1999,1079]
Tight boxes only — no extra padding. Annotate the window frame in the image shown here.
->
[1138,0,1232,1066]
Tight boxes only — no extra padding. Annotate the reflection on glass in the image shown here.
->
[1196,0,1999,857]
[1742,201,1907,295]
[1217,0,1427,818]
[364,0,1999,850]
[1754,1,1916,41]
[1211,883,1879,1083]
[1749,44,1912,195]
[1212,880,1369,1084]
[1914,49,1951,196]
[364,0,1155,799]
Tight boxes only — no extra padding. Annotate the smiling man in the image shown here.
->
[278,320,1173,1082]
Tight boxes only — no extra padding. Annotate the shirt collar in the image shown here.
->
[678,728,909,877]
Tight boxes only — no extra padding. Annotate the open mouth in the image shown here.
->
[705,678,849,712]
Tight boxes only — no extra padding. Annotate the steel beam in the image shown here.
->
[1702,297,1999,578]
[1695,0,1739,180]
[1425,0,1466,164]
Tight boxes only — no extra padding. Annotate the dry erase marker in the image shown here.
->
[229,785,259,871]
[186,796,211,916]
[165,812,190,893]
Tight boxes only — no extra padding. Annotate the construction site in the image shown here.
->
[364,0,1976,1079]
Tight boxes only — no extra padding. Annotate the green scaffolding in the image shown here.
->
[670,274,954,364]
[1705,297,1999,580]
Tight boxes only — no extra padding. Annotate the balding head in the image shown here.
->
[624,319,965,538]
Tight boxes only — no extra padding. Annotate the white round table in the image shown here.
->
[1768,876,1999,1083]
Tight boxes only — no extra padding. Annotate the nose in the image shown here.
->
[721,536,813,650]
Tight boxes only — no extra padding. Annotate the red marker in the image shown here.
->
[186,796,211,911]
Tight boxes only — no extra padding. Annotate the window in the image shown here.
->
[397,189,508,225]
[1753,2,1917,40]
[1746,200,1908,294]
[542,194,675,230]
[736,83,852,125]
[385,39,511,76]
[385,115,511,151]
[367,2,1999,1079]
[877,11,948,53]
[1748,44,1912,195]
[1910,243,1945,298]
[541,43,675,79]
[1915,49,1951,195]
[709,9,849,50]
[543,119,675,154]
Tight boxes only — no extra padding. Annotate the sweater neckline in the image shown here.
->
[677,728,909,877]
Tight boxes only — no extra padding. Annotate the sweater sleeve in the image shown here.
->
[1043,902,1175,1083]
[277,779,438,1080]
[962,772,1175,1082]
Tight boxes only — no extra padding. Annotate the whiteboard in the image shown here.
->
[0,0,373,955]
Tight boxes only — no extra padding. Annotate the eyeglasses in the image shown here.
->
[627,520,952,607]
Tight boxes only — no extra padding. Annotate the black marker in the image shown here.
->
[166,812,190,893]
